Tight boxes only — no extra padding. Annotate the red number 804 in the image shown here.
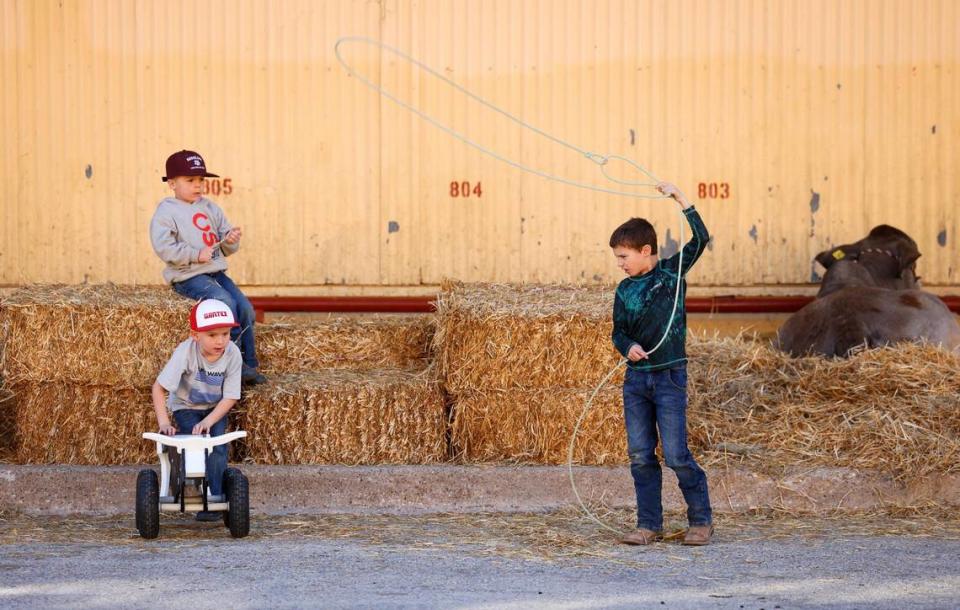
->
[449,181,483,198]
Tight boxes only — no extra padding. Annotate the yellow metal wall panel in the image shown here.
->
[1,0,384,286]
[1,0,958,289]
[1,1,19,283]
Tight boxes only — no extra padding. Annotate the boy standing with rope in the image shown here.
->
[609,182,713,546]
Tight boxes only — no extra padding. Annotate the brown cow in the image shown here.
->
[776,226,960,357]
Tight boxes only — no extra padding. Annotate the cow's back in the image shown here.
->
[776,288,960,358]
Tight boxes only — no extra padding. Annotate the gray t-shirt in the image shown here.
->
[156,338,243,412]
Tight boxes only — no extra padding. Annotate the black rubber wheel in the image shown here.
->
[222,467,241,528]
[225,468,249,538]
[135,469,160,539]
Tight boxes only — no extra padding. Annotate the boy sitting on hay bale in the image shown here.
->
[152,298,242,521]
[609,182,713,546]
[150,150,266,386]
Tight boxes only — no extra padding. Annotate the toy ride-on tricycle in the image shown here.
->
[136,431,250,539]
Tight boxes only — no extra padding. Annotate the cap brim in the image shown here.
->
[162,171,220,182]
[194,322,240,331]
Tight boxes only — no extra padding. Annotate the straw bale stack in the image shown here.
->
[449,322,960,477]
[0,284,184,463]
[436,282,624,465]
[258,315,433,374]
[434,282,620,392]
[687,337,960,478]
[0,284,190,388]
[0,284,444,465]
[243,369,447,464]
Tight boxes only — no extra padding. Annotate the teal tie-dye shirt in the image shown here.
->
[612,207,710,371]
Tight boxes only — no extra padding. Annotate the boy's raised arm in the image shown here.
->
[656,182,710,275]
[670,207,710,275]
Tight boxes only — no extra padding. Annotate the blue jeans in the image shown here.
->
[172,271,259,369]
[623,365,712,531]
[173,408,228,496]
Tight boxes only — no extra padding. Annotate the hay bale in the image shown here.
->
[451,387,624,464]
[1,284,189,388]
[451,335,960,477]
[12,382,248,465]
[12,383,156,464]
[258,315,434,374]
[1,284,435,385]
[434,282,620,392]
[243,369,447,464]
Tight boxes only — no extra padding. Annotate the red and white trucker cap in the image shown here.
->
[190,299,240,332]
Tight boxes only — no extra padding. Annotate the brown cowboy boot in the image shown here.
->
[682,524,714,546]
[621,528,663,545]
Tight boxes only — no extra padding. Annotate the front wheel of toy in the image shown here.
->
[225,468,249,538]
[135,469,160,539]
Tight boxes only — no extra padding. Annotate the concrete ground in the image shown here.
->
[2,464,958,608]
[1,510,959,609]
[3,464,959,516]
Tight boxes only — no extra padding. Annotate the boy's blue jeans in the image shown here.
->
[173,408,228,496]
[623,365,712,531]
[172,271,259,370]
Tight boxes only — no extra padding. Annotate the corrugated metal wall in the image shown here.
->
[2,0,957,290]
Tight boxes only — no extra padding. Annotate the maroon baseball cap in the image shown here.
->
[162,150,220,182]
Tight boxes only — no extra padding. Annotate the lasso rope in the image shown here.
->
[336,36,687,536]
[334,37,670,199]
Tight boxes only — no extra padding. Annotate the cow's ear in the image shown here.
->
[815,249,838,269]
[813,248,844,269]
[815,245,857,269]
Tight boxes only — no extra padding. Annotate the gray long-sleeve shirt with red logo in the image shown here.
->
[149,197,239,284]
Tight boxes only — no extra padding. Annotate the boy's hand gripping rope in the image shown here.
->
[335,36,687,536]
